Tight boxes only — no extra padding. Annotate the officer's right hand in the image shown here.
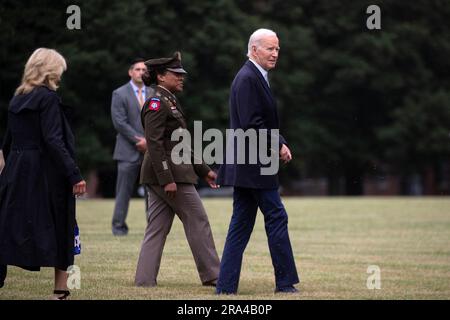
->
[135,136,147,154]
[205,170,219,189]
[164,182,177,199]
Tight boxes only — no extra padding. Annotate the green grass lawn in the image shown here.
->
[1,197,449,300]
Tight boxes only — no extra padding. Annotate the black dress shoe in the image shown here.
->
[113,231,128,236]
[0,265,7,288]
[112,222,129,236]
[112,228,128,236]
[203,279,217,287]
[53,290,70,300]
[275,285,299,293]
[215,289,237,295]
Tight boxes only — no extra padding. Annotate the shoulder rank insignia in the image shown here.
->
[148,97,160,111]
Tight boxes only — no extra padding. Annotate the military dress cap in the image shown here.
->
[145,51,187,74]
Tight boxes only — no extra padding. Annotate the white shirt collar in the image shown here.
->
[129,80,145,94]
[249,58,269,82]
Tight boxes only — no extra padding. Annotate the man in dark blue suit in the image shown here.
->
[216,28,299,294]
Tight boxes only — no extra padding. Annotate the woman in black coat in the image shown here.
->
[0,48,86,299]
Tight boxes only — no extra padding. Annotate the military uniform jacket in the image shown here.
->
[140,85,210,186]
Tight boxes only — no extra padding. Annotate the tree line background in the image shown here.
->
[1,0,449,196]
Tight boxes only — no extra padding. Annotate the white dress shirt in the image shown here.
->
[249,58,270,87]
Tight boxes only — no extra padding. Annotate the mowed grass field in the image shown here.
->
[1,197,449,300]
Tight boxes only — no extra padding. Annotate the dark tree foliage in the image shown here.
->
[1,0,448,195]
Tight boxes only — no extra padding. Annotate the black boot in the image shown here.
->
[0,265,6,288]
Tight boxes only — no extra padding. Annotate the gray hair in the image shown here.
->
[247,28,277,57]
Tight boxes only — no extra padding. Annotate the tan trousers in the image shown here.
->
[135,184,220,286]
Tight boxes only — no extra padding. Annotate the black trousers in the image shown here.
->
[216,187,299,294]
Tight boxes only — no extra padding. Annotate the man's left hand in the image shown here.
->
[280,144,292,163]
[135,136,147,153]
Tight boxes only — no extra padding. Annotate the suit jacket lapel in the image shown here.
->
[158,86,187,119]
[173,97,187,119]
[126,83,141,111]
[245,60,275,106]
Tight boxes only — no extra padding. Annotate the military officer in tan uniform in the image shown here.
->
[135,52,220,287]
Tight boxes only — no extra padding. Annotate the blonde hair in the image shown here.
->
[15,48,67,95]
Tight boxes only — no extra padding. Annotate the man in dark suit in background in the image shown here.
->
[216,28,299,294]
[111,58,152,236]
